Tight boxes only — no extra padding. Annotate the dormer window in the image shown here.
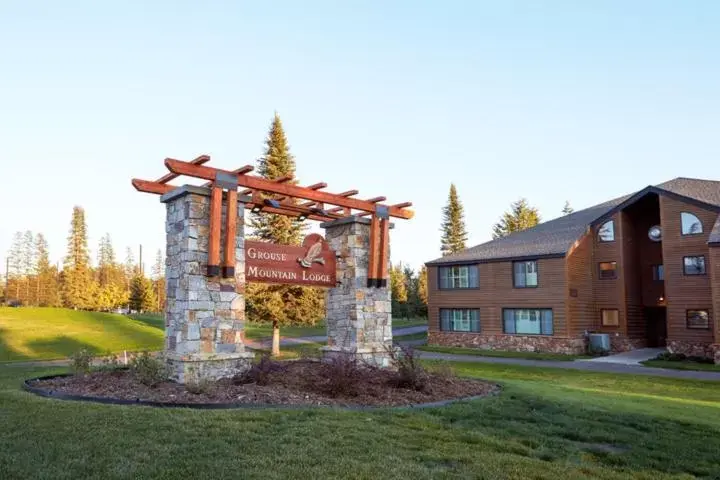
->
[598,220,615,242]
[681,212,703,235]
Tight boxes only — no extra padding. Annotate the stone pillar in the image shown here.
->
[321,217,393,367]
[161,185,253,383]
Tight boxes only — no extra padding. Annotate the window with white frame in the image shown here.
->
[683,256,706,275]
[503,309,553,335]
[440,309,480,332]
[438,265,479,289]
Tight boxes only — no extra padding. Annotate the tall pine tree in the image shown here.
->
[250,112,304,245]
[440,184,468,256]
[492,199,541,239]
[62,206,96,310]
[417,265,428,317]
[35,234,60,307]
[390,263,408,318]
[562,201,574,215]
[246,113,324,356]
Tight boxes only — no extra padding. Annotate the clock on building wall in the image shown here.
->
[648,225,662,242]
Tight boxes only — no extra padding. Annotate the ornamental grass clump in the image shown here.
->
[69,349,94,376]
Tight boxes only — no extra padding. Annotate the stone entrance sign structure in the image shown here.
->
[133,154,413,382]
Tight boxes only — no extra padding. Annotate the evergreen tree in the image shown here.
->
[440,184,468,256]
[62,206,96,310]
[417,265,428,317]
[250,112,305,245]
[129,274,156,313]
[97,233,116,286]
[7,232,24,302]
[21,231,36,304]
[34,234,59,307]
[247,113,323,355]
[492,199,541,239]
[562,201,574,215]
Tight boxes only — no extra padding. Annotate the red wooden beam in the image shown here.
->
[164,159,414,219]
[156,155,210,184]
[367,216,381,287]
[207,185,223,276]
[203,165,253,187]
[223,189,238,278]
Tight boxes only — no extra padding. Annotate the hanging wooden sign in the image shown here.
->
[245,234,337,287]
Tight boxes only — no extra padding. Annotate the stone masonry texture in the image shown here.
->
[321,217,393,367]
[161,186,252,383]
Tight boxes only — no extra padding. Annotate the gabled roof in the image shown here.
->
[427,177,720,266]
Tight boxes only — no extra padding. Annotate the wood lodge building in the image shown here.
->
[426,178,720,362]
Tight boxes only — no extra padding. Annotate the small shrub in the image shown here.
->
[386,345,428,391]
[69,349,94,375]
[321,355,364,397]
[185,377,213,394]
[234,354,284,386]
[656,352,714,364]
[129,352,169,387]
[98,353,123,373]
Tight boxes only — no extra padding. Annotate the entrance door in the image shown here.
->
[644,307,667,347]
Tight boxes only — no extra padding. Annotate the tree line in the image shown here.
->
[390,263,428,319]
[3,207,164,313]
[438,184,576,256]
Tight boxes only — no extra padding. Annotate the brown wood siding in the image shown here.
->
[710,246,720,343]
[659,196,715,343]
[427,258,568,337]
[593,212,627,335]
[566,232,595,336]
[621,212,645,339]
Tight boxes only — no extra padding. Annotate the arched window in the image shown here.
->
[598,220,615,242]
[681,212,703,235]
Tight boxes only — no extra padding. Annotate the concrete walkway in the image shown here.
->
[417,351,720,381]
[579,347,666,365]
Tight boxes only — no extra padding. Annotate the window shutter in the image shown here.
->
[503,310,515,334]
[470,310,480,332]
[469,266,479,288]
[541,310,553,335]
[440,309,451,331]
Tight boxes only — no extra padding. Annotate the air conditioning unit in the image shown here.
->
[588,333,611,352]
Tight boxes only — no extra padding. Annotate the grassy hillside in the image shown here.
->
[0,307,163,362]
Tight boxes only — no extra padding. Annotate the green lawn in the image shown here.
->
[394,331,427,342]
[393,317,428,328]
[244,323,327,340]
[641,359,720,372]
[1,362,719,478]
[420,345,590,361]
[0,307,164,362]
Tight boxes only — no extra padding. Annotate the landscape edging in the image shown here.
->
[22,373,499,411]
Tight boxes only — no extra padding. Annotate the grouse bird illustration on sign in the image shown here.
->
[297,239,326,268]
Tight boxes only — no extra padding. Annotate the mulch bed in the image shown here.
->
[27,360,498,408]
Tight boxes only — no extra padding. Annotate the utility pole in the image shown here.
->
[138,244,143,276]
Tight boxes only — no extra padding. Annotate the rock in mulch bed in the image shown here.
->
[28,360,498,408]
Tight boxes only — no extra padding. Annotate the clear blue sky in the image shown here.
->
[1,1,719,273]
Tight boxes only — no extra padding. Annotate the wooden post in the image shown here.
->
[223,189,238,278]
[207,184,222,276]
[378,218,390,287]
[367,215,380,287]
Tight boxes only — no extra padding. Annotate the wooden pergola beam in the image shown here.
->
[131,178,339,222]
[300,190,359,208]
[358,201,413,217]
[156,155,210,184]
[164,159,413,219]
[203,165,253,187]
[240,175,294,196]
